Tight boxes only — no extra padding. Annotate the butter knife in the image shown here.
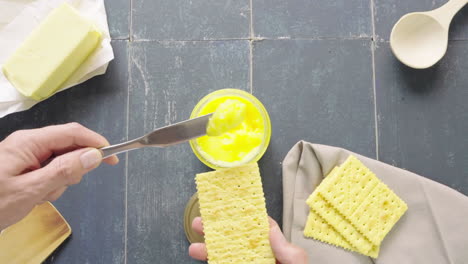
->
[99,114,212,159]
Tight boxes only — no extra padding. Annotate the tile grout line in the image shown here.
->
[370,0,379,160]
[377,38,468,43]
[124,43,131,264]
[249,41,253,94]
[249,0,253,40]
[249,0,254,94]
[130,36,374,42]
[129,0,133,42]
[123,37,468,43]
[125,0,133,259]
[124,150,129,263]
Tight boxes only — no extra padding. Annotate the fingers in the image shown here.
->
[53,145,118,166]
[189,217,207,261]
[43,186,68,202]
[192,217,204,235]
[18,148,103,195]
[187,216,308,264]
[33,123,108,154]
[4,123,119,167]
[103,155,119,165]
[268,217,308,264]
[188,243,208,261]
[268,217,291,260]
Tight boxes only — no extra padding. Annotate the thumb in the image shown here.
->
[269,218,308,264]
[21,148,103,194]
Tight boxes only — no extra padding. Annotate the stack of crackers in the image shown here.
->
[303,155,408,258]
[194,155,408,262]
[195,163,275,264]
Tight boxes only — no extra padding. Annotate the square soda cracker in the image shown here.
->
[303,207,354,251]
[350,181,408,245]
[196,179,264,223]
[306,166,339,206]
[195,163,275,264]
[315,155,407,249]
[307,192,374,254]
[305,167,354,251]
[303,208,380,258]
[318,156,379,217]
[306,167,372,255]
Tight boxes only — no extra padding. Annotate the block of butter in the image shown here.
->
[2,3,102,100]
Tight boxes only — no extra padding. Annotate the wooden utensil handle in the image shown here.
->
[431,0,468,27]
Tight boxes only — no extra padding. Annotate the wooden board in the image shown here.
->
[0,202,71,264]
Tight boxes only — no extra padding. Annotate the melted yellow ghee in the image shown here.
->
[206,99,247,136]
[196,95,265,165]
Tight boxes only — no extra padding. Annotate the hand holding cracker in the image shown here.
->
[188,216,308,264]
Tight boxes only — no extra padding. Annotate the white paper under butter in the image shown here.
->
[0,0,114,118]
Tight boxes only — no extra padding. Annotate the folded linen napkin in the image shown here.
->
[282,141,468,264]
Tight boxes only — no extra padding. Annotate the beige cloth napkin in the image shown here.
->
[282,141,468,264]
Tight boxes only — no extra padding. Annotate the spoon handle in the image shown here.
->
[431,0,468,27]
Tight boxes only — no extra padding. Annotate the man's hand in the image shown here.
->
[188,216,308,264]
[0,123,118,231]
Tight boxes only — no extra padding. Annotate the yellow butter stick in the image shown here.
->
[2,3,102,100]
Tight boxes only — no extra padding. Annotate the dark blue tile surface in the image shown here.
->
[105,0,130,39]
[376,41,468,195]
[0,40,128,263]
[132,0,250,40]
[253,39,377,223]
[374,0,468,40]
[253,0,372,38]
[126,40,249,263]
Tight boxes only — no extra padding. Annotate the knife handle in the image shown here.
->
[99,139,144,159]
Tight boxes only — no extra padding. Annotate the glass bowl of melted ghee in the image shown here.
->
[190,89,271,169]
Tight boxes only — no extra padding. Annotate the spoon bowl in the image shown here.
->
[390,13,448,69]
